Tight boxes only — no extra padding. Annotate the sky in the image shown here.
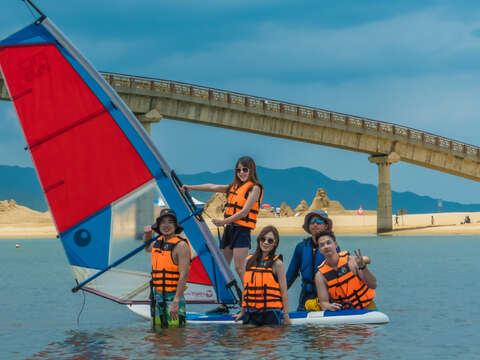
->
[1,0,480,203]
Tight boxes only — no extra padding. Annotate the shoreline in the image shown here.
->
[2,211,480,238]
[0,224,57,239]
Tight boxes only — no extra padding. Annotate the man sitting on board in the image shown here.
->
[144,208,192,329]
[313,230,377,311]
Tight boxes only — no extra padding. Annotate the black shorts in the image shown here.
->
[220,224,251,249]
[243,310,282,326]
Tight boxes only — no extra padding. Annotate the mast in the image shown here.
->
[23,0,46,23]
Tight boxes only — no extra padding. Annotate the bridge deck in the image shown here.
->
[1,71,479,181]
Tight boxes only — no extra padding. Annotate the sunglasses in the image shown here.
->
[310,218,326,225]
[260,236,275,245]
[236,167,249,173]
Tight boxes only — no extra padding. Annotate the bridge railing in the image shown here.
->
[101,71,480,158]
[2,70,478,157]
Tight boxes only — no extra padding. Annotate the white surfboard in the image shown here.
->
[127,304,389,325]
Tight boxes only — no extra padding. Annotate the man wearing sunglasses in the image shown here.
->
[286,210,339,311]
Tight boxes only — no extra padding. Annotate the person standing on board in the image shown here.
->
[182,156,263,314]
[144,208,192,329]
[234,226,291,325]
[314,230,377,311]
[286,210,339,311]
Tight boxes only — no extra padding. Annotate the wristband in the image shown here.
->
[359,264,366,270]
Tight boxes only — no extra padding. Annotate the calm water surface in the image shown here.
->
[2,235,480,359]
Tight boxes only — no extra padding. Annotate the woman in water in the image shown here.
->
[182,156,263,314]
[235,225,291,325]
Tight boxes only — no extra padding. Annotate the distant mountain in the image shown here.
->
[1,165,480,214]
[181,166,480,214]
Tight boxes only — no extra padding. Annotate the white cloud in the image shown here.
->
[144,7,480,81]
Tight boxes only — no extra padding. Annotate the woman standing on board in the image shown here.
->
[235,226,291,325]
[182,156,263,314]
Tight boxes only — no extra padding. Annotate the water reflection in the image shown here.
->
[26,322,384,360]
[144,327,189,358]
[26,330,129,360]
[297,325,380,359]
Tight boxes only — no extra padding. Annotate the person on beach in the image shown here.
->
[286,210,339,311]
[144,208,192,329]
[182,156,263,314]
[234,226,291,325]
[314,230,377,311]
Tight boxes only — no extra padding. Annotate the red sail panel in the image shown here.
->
[0,44,152,232]
[188,256,213,285]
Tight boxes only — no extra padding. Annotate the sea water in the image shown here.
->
[1,235,480,359]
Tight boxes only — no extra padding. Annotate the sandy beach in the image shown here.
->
[0,200,57,238]
[206,211,480,236]
[1,200,479,238]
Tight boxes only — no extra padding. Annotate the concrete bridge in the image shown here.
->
[2,71,479,232]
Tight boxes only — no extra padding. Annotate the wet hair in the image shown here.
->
[246,225,280,269]
[229,156,261,191]
[315,230,337,243]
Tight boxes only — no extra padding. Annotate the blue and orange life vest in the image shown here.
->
[151,235,192,294]
[318,251,375,309]
[224,181,263,229]
[242,254,283,310]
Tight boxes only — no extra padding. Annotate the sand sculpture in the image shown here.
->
[280,202,294,217]
[294,200,309,214]
[203,193,227,218]
[202,187,347,219]
[308,188,345,213]
[0,199,52,224]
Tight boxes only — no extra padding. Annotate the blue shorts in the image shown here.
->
[243,310,282,326]
[220,224,251,249]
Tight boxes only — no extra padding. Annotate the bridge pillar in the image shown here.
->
[369,153,400,233]
[135,109,162,239]
[0,78,9,101]
[137,109,162,135]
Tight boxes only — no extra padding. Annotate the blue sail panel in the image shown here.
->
[61,206,112,269]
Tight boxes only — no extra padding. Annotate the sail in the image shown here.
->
[0,17,238,305]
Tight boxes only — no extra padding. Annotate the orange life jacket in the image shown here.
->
[151,235,192,295]
[318,251,375,309]
[224,181,263,229]
[242,254,283,310]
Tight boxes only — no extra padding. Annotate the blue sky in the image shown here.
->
[1,0,480,204]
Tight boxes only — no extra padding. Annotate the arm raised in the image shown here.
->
[182,183,229,193]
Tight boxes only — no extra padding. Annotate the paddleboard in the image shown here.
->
[127,304,389,325]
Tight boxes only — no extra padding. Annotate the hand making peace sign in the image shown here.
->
[354,249,366,269]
